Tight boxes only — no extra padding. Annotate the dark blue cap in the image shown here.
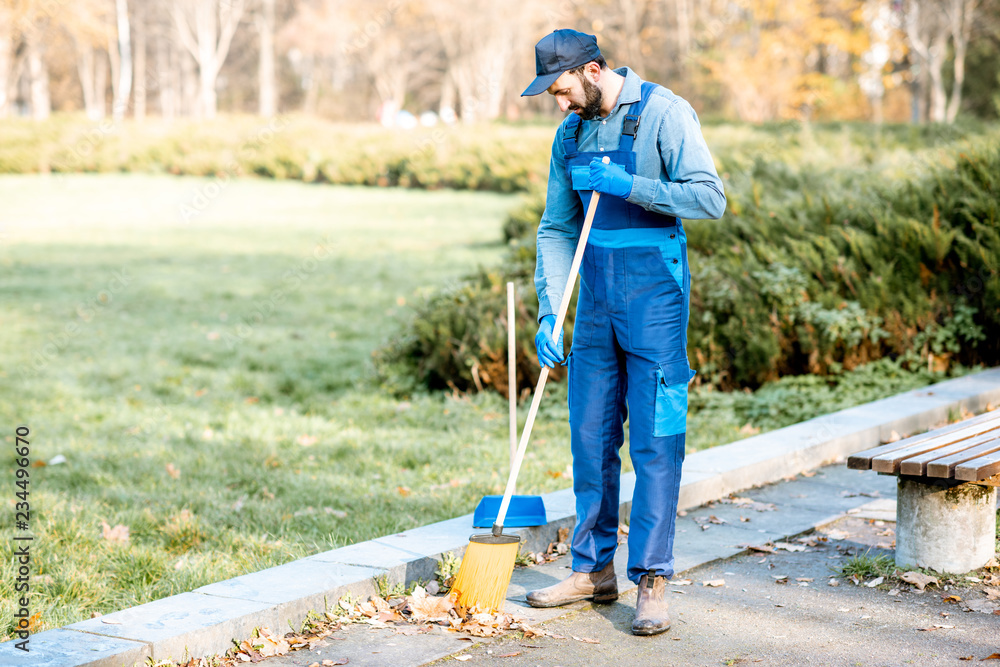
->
[521,29,602,97]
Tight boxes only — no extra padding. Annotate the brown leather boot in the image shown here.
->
[525,561,618,608]
[632,571,670,635]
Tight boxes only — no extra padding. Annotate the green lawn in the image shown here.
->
[0,174,555,635]
[0,173,961,638]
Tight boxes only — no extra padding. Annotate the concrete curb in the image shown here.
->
[5,368,999,665]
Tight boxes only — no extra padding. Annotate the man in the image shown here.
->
[521,29,725,636]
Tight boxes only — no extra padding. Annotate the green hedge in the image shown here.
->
[375,124,1000,395]
[0,113,553,193]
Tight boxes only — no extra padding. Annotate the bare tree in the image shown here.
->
[172,0,246,118]
[904,0,950,122]
[431,0,523,123]
[133,0,146,120]
[112,0,132,121]
[255,0,276,116]
[944,0,978,122]
[25,23,50,119]
[0,1,13,116]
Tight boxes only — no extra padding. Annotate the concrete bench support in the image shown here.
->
[895,477,998,573]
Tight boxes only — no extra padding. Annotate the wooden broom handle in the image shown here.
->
[494,156,609,533]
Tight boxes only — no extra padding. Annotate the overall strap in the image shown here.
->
[562,114,581,155]
[618,81,658,152]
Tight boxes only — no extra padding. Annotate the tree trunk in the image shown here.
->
[927,29,947,122]
[180,45,197,116]
[156,29,176,119]
[300,52,319,115]
[134,0,147,121]
[173,0,245,119]
[26,32,50,120]
[945,0,976,123]
[76,46,99,120]
[0,11,10,117]
[113,0,133,121]
[256,0,276,117]
[676,0,692,61]
[96,50,109,118]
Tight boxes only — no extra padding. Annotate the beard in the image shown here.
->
[570,72,603,120]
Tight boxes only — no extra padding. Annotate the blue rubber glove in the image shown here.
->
[589,158,634,198]
[534,314,564,369]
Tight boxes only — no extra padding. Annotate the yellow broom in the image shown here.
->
[451,157,610,613]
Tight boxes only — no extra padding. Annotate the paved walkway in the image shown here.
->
[260,463,999,666]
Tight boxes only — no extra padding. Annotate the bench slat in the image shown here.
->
[955,450,1000,482]
[869,424,1000,474]
[926,438,1000,478]
[898,431,1000,476]
[847,410,1000,470]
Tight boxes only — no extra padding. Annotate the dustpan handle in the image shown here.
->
[507,281,517,495]
[493,157,609,534]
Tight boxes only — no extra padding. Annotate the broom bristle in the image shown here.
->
[452,539,519,612]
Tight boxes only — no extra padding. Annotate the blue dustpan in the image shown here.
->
[472,282,547,530]
[473,494,546,528]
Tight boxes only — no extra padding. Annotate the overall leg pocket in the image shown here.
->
[653,360,697,437]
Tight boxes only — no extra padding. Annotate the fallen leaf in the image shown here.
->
[982,653,1000,660]
[557,527,570,543]
[497,652,522,658]
[454,657,471,662]
[959,655,974,661]
[323,660,349,666]
[796,578,814,583]
[746,544,775,554]
[729,497,777,512]
[708,515,726,524]
[406,587,456,621]
[984,589,1000,600]
[964,599,998,613]
[296,434,319,447]
[703,579,725,587]
[396,486,411,497]
[772,575,788,583]
[824,529,850,541]
[671,579,692,586]
[866,577,884,588]
[943,595,962,604]
[520,623,551,639]
[165,463,180,479]
[900,571,939,591]
[572,636,600,644]
[773,542,806,553]
[828,579,840,587]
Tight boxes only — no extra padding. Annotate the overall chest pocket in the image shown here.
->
[653,360,696,437]
[570,164,591,191]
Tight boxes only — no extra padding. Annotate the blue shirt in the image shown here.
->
[535,67,726,321]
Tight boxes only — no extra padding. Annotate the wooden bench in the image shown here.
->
[848,410,1000,573]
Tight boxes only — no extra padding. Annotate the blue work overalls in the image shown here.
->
[563,82,695,584]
